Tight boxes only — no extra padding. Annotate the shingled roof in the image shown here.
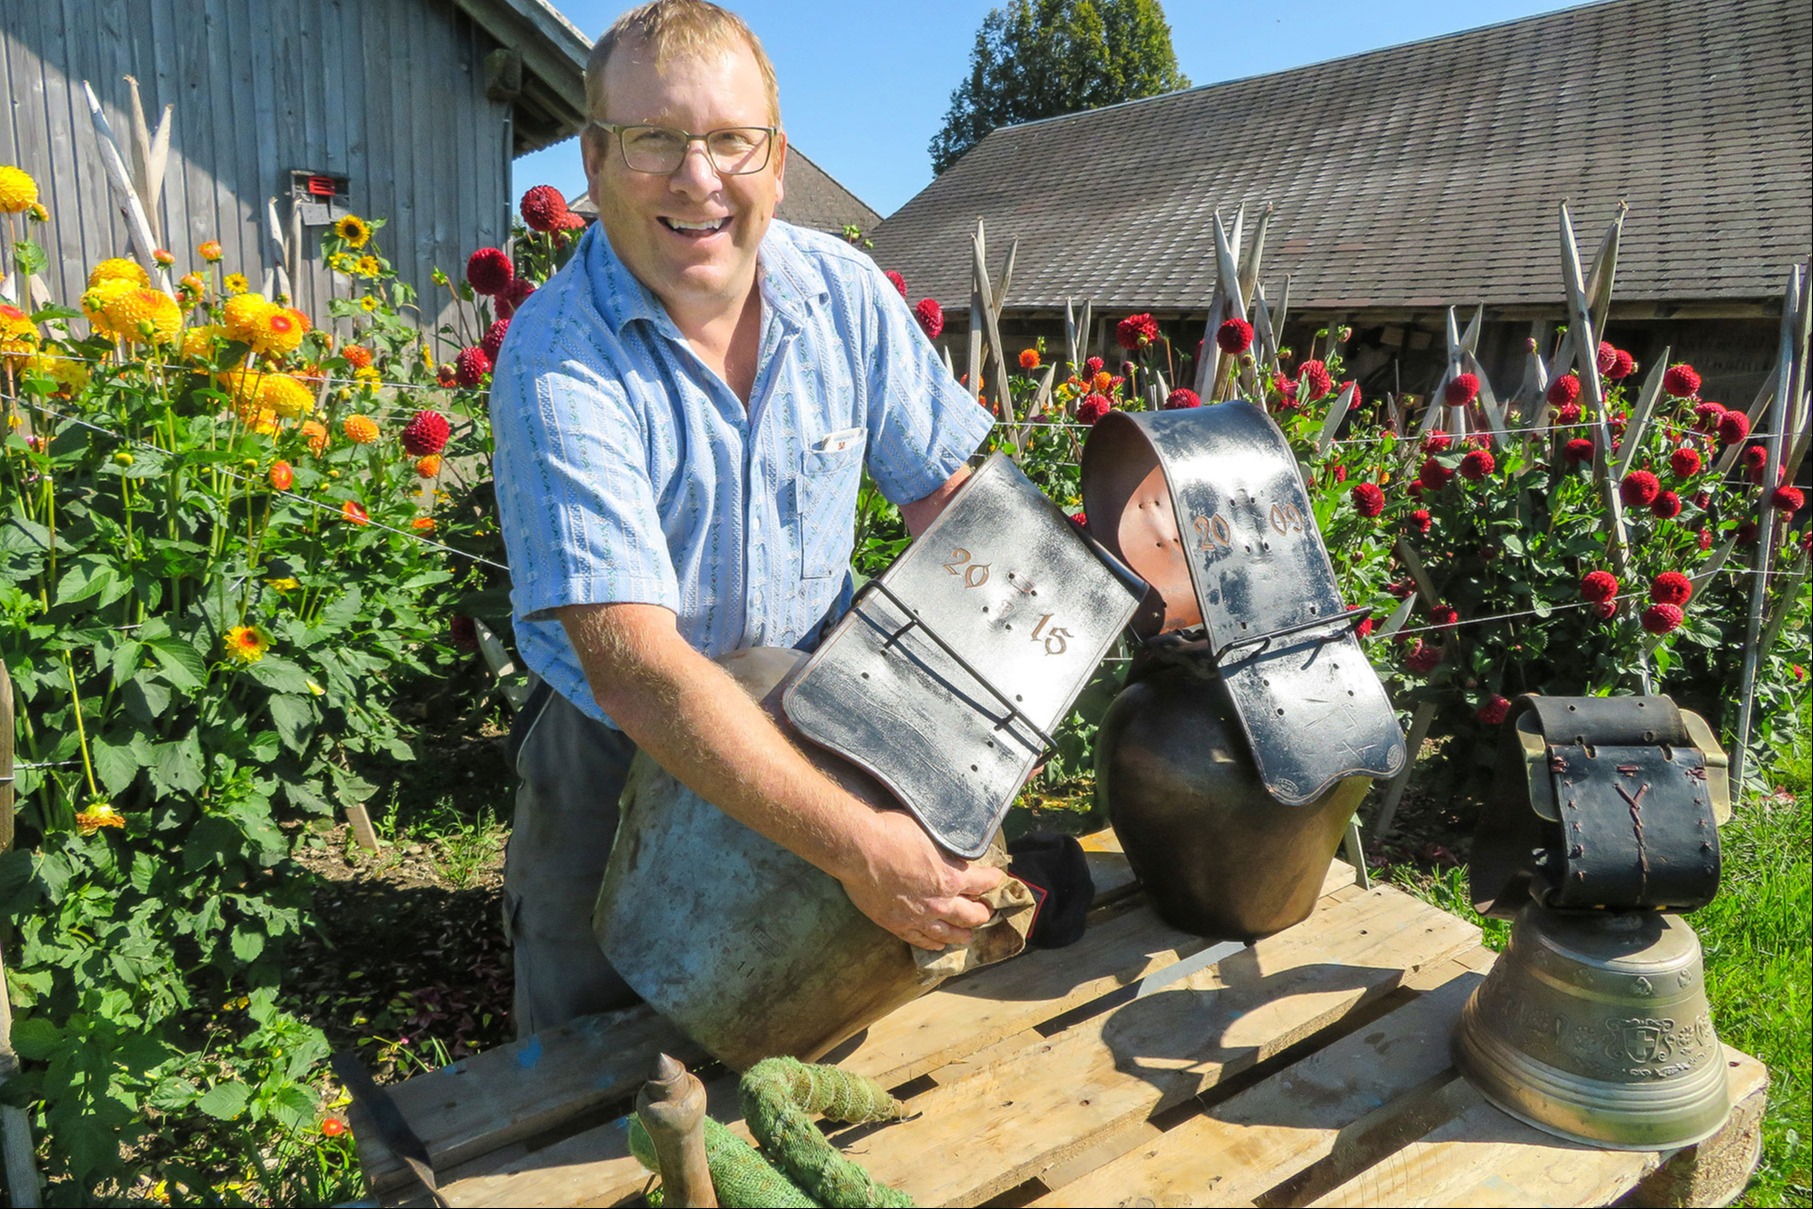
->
[870,0,1812,316]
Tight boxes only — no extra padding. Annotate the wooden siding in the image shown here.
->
[1,0,512,327]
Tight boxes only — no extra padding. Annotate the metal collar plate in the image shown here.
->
[1080,402,1405,804]
[782,454,1144,859]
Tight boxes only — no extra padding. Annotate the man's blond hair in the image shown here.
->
[585,0,781,147]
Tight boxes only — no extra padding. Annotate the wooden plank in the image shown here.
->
[361,829,1149,1195]
[1309,1048,1768,1208]
[851,885,1481,1207]
[1032,965,1487,1207]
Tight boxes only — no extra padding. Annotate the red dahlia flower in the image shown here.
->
[1619,470,1661,507]
[1591,600,1619,620]
[1069,511,1088,528]
[1443,373,1480,407]
[1406,640,1444,674]
[913,298,943,340]
[1581,570,1619,602]
[1477,695,1511,726]
[1556,402,1582,425]
[1650,571,1693,606]
[1640,603,1684,635]
[885,270,907,298]
[465,247,514,296]
[1019,348,1041,370]
[1670,445,1702,478]
[1717,411,1751,444]
[1342,380,1363,410]
[1116,313,1159,350]
[1741,444,1768,471]
[1662,364,1701,398]
[1084,356,1104,376]
[1216,317,1253,355]
[1773,485,1807,512]
[1547,374,1581,408]
[1355,617,1374,639]
[1460,449,1495,480]
[1607,349,1637,381]
[497,277,536,318]
[1273,373,1299,407]
[1430,604,1459,628]
[1077,393,1113,425]
[1596,341,1617,373]
[1651,491,1682,519]
[1163,387,1201,409]
[1691,402,1725,432]
[1423,430,1453,453]
[519,184,569,233]
[401,410,451,457]
[1331,465,1348,483]
[1564,438,1595,465]
[1351,482,1385,517]
[454,345,492,387]
[481,317,511,361]
[1698,527,1714,550]
[1418,457,1453,490]
[1298,359,1333,399]
[1409,508,1432,533]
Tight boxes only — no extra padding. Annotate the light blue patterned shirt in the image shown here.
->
[490,220,992,725]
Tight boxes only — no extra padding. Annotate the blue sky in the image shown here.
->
[515,0,1583,219]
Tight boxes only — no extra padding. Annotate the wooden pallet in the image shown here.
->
[350,834,1766,1208]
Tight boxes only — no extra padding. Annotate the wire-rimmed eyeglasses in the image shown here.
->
[590,121,778,176]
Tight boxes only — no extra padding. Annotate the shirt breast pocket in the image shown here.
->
[797,439,866,580]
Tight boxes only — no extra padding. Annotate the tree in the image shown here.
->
[929,0,1190,175]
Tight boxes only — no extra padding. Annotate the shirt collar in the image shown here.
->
[583,220,827,340]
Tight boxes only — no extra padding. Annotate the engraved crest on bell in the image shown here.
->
[1453,904,1732,1150]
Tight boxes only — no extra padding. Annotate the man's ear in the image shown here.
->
[771,131,787,208]
[581,128,607,212]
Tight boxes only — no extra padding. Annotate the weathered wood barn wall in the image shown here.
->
[0,0,587,321]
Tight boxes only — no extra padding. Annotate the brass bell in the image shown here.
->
[1454,694,1733,1150]
[1454,904,1730,1149]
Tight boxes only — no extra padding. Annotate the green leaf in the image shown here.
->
[196,1081,252,1121]
[9,1017,61,1061]
[150,737,205,796]
[229,927,265,963]
[147,637,207,691]
[121,676,172,722]
[268,694,316,754]
[11,238,47,277]
[267,1083,318,1131]
[245,654,311,695]
[1501,532,1525,557]
[52,558,118,608]
[91,734,140,796]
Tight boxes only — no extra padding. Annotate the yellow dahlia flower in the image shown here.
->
[223,625,270,664]
[342,414,379,444]
[28,202,48,222]
[80,279,136,337]
[333,214,372,247]
[250,306,307,357]
[222,292,278,343]
[88,257,149,289]
[103,287,182,345]
[0,165,39,214]
[414,454,442,478]
[180,324,224,361]
[258,373,314,419]
[301,419,329,455]
[0,303,37,369]
[24,351,88,397]
[353,365,380,387]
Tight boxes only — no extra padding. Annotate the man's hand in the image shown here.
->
[837,808,1007,950]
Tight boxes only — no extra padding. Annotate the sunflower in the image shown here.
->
[329,252,357,274]
[223,273,250,295]
[266,576,301,592]
[358,295,379,313]
[223,624,270,664]
[74,801,126,835]
[334,214,372,248]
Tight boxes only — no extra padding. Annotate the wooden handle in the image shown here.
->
[635,1053,716,1208]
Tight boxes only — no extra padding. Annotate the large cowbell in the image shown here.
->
[784,453,1145,858]
[1082,402,1405,939]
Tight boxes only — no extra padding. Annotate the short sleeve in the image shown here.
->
[490,348,681,622]
[857,268,995,506]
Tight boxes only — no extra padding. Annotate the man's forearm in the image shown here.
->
[558,602,879,882]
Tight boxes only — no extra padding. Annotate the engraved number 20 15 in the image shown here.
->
[944,547,1070,655]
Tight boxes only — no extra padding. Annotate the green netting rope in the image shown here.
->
[627,1058,914,1208]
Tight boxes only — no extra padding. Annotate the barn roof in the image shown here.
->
[870,0,1813,315]
[457,0,592,155]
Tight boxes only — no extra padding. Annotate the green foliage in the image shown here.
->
[0,225,504,1202]
[930,0,1189,174]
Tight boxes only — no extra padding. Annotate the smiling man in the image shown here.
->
[488,0,1004,1035]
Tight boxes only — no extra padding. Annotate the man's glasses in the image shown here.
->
[591,122,778,176]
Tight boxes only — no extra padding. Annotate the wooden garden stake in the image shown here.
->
[1730,263,1806,799]
[1,660,13,853]
[81,81,172,293]
[121,75,173,247]
[1612,346,1673,481]
[967,219,987,401]
[1370,701,1438,841]
[636,1053,716,1208]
